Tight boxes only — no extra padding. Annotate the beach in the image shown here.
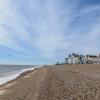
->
[0,64,100,100]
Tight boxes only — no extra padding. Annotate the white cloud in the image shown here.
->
[0,0,100,62]
[0,0,34,55]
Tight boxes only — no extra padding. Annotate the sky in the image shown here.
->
[0,0,100,65]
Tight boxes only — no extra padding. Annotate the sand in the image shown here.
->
[1,64,100,100]
[0,67,47,100]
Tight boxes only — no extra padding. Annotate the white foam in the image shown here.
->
[0,65,42,85]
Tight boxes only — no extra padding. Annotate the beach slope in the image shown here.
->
[1,65,100,100]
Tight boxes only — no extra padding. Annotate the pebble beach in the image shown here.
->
[0,64,100,100]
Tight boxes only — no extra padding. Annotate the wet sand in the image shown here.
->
[1,64,100,100]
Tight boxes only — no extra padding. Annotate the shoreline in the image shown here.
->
[0,65,42,87]
[0,65,47,100]
[1,64,100,100]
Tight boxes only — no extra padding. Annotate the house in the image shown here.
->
[65,58,68,64]
[65,53,81,64]
[68,53,77,64]
[94,55,100,64]
[73,56,80,64]
[64,53,98,64]
[85,55,97,64]
[79,55,86,64]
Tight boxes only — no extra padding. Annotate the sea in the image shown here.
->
[0,65,40,85]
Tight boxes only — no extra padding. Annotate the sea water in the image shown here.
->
[0,65,40,85]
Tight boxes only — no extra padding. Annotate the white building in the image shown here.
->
[94,55,100,64]
[65,53,98,64]
[65,58,68,64]
[65,53,81,64]
[85,55,97,64]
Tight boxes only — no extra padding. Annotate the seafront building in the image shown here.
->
[65,53,100,64]
[94,55,100,64]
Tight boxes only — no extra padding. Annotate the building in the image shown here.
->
[65,53,82,64]
[65,58,68,64]
[79,55,86,64]
[68,53,79,64]
[64,53,99,64]
[94,55,100,64]
[73,56,80,64]
[85,55,97,64]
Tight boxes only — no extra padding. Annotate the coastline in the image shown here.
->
[0,65,47,100]
[0,65,42,87]
[1,64,100,100]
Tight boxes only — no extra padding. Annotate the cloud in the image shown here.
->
[33,0,100,57]
[0,0,34,55]
[0,0,100,64]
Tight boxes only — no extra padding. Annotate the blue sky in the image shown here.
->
[0,0,100,65]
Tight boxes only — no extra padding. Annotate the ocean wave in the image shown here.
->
[0,65,41,85]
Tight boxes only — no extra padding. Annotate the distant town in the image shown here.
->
[57,53,100,65]
[64,53,100,64]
